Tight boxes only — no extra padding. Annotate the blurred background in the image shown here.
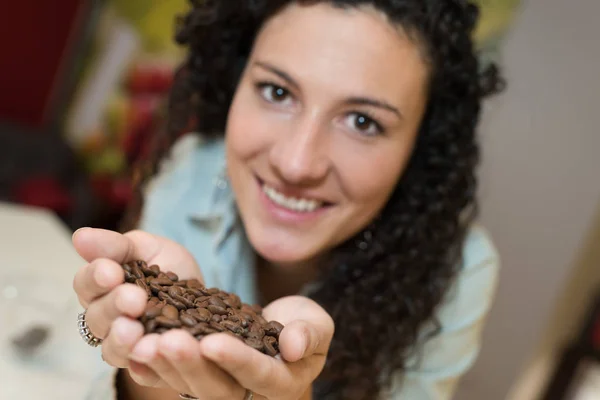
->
[0,0,598,399]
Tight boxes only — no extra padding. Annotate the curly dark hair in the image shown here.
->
[121,0,504,398]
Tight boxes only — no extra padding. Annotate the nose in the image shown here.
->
[268,113,330,185]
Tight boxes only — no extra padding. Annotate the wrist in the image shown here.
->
[116,368,180,400]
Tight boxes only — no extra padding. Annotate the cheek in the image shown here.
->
[226,89,273,161]
[339,142,412,210]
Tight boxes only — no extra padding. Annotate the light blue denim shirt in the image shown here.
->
[87,134,500,399]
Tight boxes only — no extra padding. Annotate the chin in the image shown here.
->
[247,228,318,266]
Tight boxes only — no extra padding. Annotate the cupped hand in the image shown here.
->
[72,227,202,370]
[128,295,335,400]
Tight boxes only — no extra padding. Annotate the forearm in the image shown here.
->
[117,369,179,400]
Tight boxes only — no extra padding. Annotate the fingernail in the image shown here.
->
[130,342,154,363]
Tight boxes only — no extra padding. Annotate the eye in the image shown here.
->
[344,113,384,136]
[256,82,293,106]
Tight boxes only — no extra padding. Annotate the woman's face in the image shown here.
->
[225,2,429,266]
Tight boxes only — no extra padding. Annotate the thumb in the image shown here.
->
[72,228,202,281]
[278,320,326,363]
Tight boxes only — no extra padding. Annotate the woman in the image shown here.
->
[72,0,504,399]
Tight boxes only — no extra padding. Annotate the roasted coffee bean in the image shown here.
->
[195,308,212,322]
[123,263,132,273]
[153,277,174,286]
[174,294,195,308]
[246,326,265,340]
[264,321,284,337]
[148,297,160,306]
[161,304,179,320]
[245,337,264,351]
[187,288,204,297]
[145,306,163,319]
[221,320,244,335]
[131,264,144,280]
[149,281,163,296]
[187,323,209,336]
[206,288,220,295]
[263,336,278,357]
[223,295,241,309]
[168,286,184,297]
[180,314,198,327]
[211,314,222,323]
[209,321,226,332]
[254,314,268,326]
[165,296,186,310]
[207,305,228,315]
[166,271,179,282]
[186,279,203,289]
[148,264,160,278]
[145,319,158,333]
[155,327,169,334]
[136,279,148,291]
[155,316,182,328]
[173,281,187,287]
[208,296,227,308]
[124,270,136,283]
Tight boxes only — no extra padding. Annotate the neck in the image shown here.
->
[256,256,321,305]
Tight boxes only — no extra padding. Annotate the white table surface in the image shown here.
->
[0,202,107,399]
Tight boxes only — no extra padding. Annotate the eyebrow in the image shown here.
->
[253,61,403,119]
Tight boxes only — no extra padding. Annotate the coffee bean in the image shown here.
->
[264,321,284,338]
[195,308,212,322]
[136,279,148,291]
[207,305,228,315]
[165,296,186,310]
[206,288,220,295]
[254,314,268,326]
[211,314,222,322]
[186,279,203,289]
[247,325,265,340]
[145,305,163,319]
[146,264,158,276]
[145,319,158,333]
[245,337,264,351]
[154,277,173,286]
[180,314,198,327]
[209,321,225,332]
[131,264,144,280]
[155,316,182,328]
[173,294,195,308]
[221,320,244,335]
[123,263,132,273]
[168,286,184,297]
[162,304,179,320]
[263,336,278,356]
[208,296,227,309]
[149,283,163,295]
[166,271,179,282]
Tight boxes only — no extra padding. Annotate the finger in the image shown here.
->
[85,284,147,339]
[201,333,296,398]
[278,320,324,363]
[100,317,145,368]
[130,331,192,394]
[73,228,160,264]
[72,228,201,280]
[73,258,124,308]
[128,334,169,389]
[159,330,244,400]
[263,296,334,359]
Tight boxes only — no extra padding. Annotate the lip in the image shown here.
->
[255,176,332,224]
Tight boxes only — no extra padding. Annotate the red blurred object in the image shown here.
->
[0,1,91,130]
[12,176,73,214]
[126,64,174,95]
[90,175,132,209]
[592,314,600,349]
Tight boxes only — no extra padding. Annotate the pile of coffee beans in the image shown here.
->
[122,260,283,357]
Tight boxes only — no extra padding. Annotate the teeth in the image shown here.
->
[262,184,322,212]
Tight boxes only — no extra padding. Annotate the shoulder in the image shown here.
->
[139,133,226,233]
[433,225,500,332]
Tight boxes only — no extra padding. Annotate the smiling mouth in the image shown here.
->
[258,179,332,213]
